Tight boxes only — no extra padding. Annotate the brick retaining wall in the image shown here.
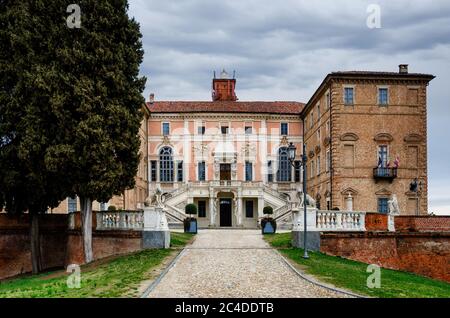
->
[320,231,450,283]
[0,214,144,280]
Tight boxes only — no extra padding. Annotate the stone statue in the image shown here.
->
[388,194,400,215]
[147,187,165,208]
[296,188,316,208]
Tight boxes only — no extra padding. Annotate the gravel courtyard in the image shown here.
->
[147,230,348,298]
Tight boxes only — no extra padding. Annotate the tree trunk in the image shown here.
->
[80,196,94,263]
[30,213,42,274]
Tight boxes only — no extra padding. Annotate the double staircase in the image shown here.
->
[158,182,296,229]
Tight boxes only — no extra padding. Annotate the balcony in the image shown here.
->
[373,167,397,182]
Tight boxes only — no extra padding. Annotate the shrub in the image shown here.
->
[263,206,273,216]
[108,205,117,211]
[185,203,198,216]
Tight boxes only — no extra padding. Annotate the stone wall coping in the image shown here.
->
[320,231,450,238]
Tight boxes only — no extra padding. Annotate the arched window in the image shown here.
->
[159,147,174,182]
[277,147,291,182]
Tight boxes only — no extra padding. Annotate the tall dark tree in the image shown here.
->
[59,0,146,263]
[1,0,145,265]
[0,1,75,273]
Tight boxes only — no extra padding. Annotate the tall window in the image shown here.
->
[159,147,173,182]
[162,122,170,136]
[378,145,388,167]
[317,155,321,176]
[294,161,301,182]
[198,201,206,218]
[326,150,331,172]
[198,124,205,135]
[198,161,206,181]
[267,160,273,182]
[245,200,254,218]
[68,197,77,213]
[245,126,252,135]
[310,113,313,128]
[326,91,331,109]
[151,160,157,182]
[310,160,315,179]
[344,87,354,105]
[245,161,253,181]
[378,198,389,214]
[317,127,321,141]
[378,88,388,105]
[280,122,288,135]
[277,147,291,182]
[317,103,321,120]
[99,202,107,211]
[177,161,183,182]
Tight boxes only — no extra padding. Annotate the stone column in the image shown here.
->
[237,197,243,227]
[209,197,216,227]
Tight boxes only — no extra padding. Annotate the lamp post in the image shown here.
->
[288,142,309,259]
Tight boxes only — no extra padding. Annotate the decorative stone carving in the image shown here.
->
[340,133,359,142]
[193,143,209,158]
[374,133,393,142]
[404,133,423,143]
[241,142,256,158]
[388,194,401,215]
[280,136,289,147]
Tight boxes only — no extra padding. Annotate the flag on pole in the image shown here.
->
[394,156,400,168]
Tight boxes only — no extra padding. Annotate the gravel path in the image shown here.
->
[147,229,348,298]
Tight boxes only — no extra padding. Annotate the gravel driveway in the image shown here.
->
[147,229,347,298]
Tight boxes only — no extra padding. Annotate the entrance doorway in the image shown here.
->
[220,164,231,181]
[220,198,232,227]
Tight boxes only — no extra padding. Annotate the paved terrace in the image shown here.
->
[147,230,349,298]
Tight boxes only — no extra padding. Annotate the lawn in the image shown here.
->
[264,232,450,298]
[0,232,194,298]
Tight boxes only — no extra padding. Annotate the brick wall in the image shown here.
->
[66,230,142,265]
[0,214,145,280]
[320,231,450,283]
[365,213,388,231]
[395,216,450,232]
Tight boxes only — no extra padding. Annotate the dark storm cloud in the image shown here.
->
[128,0,450,214]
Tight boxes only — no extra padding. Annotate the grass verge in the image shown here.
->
[264,232,450,298]
[0,232,195,298]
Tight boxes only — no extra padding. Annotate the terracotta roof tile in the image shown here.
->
[146,101,304,115]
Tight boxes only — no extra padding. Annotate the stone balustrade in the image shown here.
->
[316,210,366,231]
[96,211,144,230]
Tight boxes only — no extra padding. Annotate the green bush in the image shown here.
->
[185,203,198,216]
[107,205,117,211]
[263,206,273,216]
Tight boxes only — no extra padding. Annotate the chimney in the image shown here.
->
[399,64,409,74]
[212,69,238,101]
[149,93,155,104]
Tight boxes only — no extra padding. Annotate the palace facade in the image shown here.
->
[53,66,434,228]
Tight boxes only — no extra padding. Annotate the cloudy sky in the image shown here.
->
[128,0,450,215]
